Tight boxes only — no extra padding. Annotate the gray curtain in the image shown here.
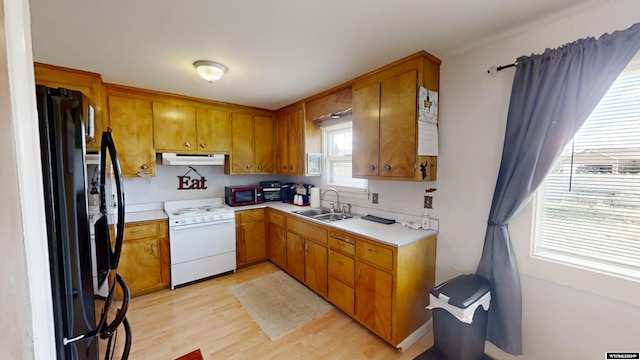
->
[476,23,640,355]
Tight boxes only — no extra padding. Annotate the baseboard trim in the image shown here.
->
[397,319,433,352]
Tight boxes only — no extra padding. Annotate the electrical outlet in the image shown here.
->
[424,195,433,209]
[372,193,379,204]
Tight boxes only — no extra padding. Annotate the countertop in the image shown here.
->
[123,200,437,247]
[235,202,438,248]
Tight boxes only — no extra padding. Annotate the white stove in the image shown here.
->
[164,198,236,289]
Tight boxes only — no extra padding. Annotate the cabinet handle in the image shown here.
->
[289,165,293,170]
[337,260,344,266]
[246,164,251,170]
[370,165,376,171]
[384,164,392,172]
[140,164,149,171]
[368,248,378,255]
[282,165,287,170]
[150,243,156,254]
[184,141,191,147]
[200,142,206,148]
[257,165,262,171]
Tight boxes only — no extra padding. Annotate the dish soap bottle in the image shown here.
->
[422,209,430,230]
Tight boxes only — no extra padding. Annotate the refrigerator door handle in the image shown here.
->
[96,273,131,337]
[99,130,126,269]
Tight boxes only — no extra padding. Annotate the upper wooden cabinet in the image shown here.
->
[226,113,274,174]
[34,63,108,152]
[152,102,197,152]
[351,52,440,181]
[152,102,232,154]
[105,86,156,177]
[275,105,304,174]
[305,87,352,121]
[274,103,322,176]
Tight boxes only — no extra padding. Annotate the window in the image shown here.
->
[534,59,640,281]
[322,120,368,192]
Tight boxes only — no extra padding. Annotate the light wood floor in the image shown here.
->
[111,261,434,359]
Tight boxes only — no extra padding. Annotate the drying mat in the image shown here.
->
[230,271,334,341]
[175,349,203,360]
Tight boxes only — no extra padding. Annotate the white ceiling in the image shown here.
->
[29,0,606,110]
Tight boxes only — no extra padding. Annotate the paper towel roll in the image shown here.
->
[310,187,320,208]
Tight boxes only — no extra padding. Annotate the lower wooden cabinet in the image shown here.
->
[267,210,287,269]
[267,209,437,348]
[116,220,169,297]
[235,209,267,267]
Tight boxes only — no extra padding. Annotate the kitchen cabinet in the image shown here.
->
[327,230,356,315]
[152,102,232,154]
[105,89,156,177]
[267,208,436,348]
[275,107,304,174]
[34,63,108,152]
[116,220,169,297]
[267,210,287,269]
[152,102,197,152]
[286,216,328,297]
[352,53,440,181]
[226,113,275,174]
[235,209,267,267]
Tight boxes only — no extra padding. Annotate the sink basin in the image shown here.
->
[294,208,355,222]
[294,208,332,217]
[313,213,355,222]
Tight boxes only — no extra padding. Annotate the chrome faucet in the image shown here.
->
[321,188,340,213]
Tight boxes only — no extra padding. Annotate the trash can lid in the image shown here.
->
[430,274,491,309]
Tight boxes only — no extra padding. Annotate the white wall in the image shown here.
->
[437,0,640,358]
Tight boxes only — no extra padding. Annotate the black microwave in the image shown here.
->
[260,181,282,202]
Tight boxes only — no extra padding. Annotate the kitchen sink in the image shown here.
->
[294,208,356,222]
[294,208,332,217]
[313,213,355,222]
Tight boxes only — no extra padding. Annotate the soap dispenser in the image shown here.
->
[422,209,430,230]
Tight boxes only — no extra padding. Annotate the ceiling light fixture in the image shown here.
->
[193,60,228,82]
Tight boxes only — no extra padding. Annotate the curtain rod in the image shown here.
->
[487,62,517,75]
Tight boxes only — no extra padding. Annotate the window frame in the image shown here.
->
[321,120,369,198]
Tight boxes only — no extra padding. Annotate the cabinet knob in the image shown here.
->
[289,165,293,170]
[384,164,392,172]
[184,141,191,147]
[200,142,206,148]
[140,164,149,171]
[282,165,287,170]
[369,165,376,171]
[257,165,262,171]
[246,164,251,169]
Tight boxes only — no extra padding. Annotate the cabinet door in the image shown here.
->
[196,108,231,153]
[230,113,255,173]
[242,220,267,264]
[275,112,289,173]
[268,223,287,269]
[305,240,328,297]
[117,237,162,297]
[355,262,393,341]
[34,63,107,152]
[254,115,274,173]
[286,110,304,175]
[379,70,417,178]
[107,96,156,177]
[286,232,305,282]
[152,102,197,152]
[352,82,381,177]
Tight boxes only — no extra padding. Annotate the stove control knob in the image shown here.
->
[180,219,186,224]
[200,217,205,222]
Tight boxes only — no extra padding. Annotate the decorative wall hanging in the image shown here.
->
[177,166,208,190]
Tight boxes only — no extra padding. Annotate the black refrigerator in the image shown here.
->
[36,85,132,359]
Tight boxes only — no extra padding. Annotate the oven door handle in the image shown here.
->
[170,220,234,231]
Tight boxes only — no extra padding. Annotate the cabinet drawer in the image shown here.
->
[268,211,286,227]
[328,277,354,316]
[240,209,265,223]
[287,217,327,244]
[356,241,393,272]
[124,223,160,240]
[328,230,356,245]
[329,250,354,286]
[328,237,355,256]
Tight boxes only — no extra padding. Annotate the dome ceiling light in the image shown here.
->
[193,60,228,82]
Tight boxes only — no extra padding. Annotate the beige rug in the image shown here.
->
[230,271,334,341]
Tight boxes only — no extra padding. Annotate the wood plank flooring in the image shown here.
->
[111,261,433,359]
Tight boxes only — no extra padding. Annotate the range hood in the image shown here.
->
[161,153,225,166]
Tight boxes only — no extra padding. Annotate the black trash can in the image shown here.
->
[428,274,491,360]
